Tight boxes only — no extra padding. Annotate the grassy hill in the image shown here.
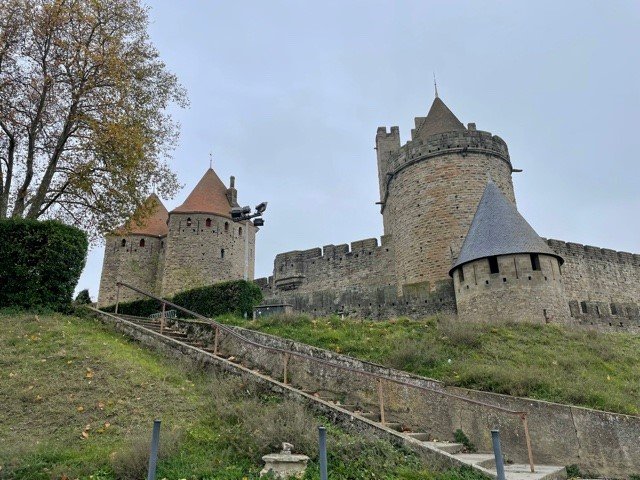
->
[0,312,485,480]
[219,314,640,415]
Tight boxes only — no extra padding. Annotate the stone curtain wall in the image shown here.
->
[161,213,256,297]
[256,236,456,319]
[547,239,640,327]
[97,234,164,307]
[453,253,569,324]
[379,129,515,292]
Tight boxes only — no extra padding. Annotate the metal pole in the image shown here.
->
[160,302,166,335]
[147,419,161,480]
[522,414,535,473]
[115,283,120,314]
[283,353,290,385]
[318,426,328,480]
[491,430,506,480]
[377,378,386,425]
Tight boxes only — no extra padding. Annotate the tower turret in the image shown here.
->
[450,181,569,323]
[377,96,515,293]
[161,167,257,297]
[97,193,168,307]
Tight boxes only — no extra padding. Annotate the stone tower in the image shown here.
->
[97,194,168,307]
[376,96,515,293]
[450,181,569,323]
[161,168,257,297]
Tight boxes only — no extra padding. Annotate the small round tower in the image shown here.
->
[376,97,515,293]
[161,168,256,297]
[97,193,168,307]
[450,181,569,323]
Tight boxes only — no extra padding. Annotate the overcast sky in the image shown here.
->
[77,0,640,299]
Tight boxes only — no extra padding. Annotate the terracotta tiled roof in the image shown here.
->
[171,168,232,217]
[415,97,466,140]
[116,193,169,237]
[450,181,563,274]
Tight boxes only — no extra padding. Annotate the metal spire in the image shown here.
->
[433,72,439,98]
[209,152,213,169]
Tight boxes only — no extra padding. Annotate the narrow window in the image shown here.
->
[121,239,126,247]
[161,241,164,248]
[186,217,192,227]
[205,218,212,227]
[580,301,588,314]
[610,303,618,315]
[239,227,243,236]
[488,256,499,274]
[530,253,541,271]
[458,268,464,283]
[224,222,229,232]
[220,248,225,259]
[139,239,145,247]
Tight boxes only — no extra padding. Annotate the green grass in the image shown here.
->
[217,314,640,415]
[0,312,488,480]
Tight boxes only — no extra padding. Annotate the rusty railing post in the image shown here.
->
[377,378,386,425]
[521,413,535,473]
[160,302,166,335]
[115,283,120,314]
[213,325,219,355]
[283,353,290,385]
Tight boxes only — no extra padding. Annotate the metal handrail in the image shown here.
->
[109,281,536,472]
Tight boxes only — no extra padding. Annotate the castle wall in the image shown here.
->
[258,236,456,319]
[453,253,569,323]
[97,234,164,307]
[379,128,514,292]
[161,213,256,297]
[547,239,640,327]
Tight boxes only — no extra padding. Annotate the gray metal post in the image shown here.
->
[147,419,161,480]
[491,429,506,480]
[319,426,328,480]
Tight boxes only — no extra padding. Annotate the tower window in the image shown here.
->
[488,256,499,274]
[580,301,588,314]
[224,222,229,232]
[121,239,126,247]
[239,227,243,236]
[186,217,192,227]
[139,239,145,247]
[530,253,541,271]
[161,241,164,248]
[458,268,464,283]
[220,248,225,259]
[610,303,618,315]
[206,218,212,227]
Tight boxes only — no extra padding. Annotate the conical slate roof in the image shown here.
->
[172,168,232,217]
[415,97,466,140]
[116,193,169,237]
[449,181,563,274]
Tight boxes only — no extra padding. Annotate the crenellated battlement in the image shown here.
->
[547,239,640,266]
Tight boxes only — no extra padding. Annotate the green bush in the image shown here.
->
[74,289,92,304]
[0,219,88,311]
[173,280,262,317]
[103,280,262,318]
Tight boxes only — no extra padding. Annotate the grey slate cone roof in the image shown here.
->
[449,181,563,275]
[416,97,466,140]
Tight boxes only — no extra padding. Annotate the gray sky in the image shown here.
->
[77,0,640,299]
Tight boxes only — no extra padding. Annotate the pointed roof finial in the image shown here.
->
[433,72,438,98]
[209,152,213,169]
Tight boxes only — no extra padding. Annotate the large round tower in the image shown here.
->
[97,194,168,307]
[450,181,569,323]
[376,97,515,293]
[161,168,257,297]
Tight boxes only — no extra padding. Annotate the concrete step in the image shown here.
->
[424,441,464,454]
[454,453,495,467]
[382,422,403,432]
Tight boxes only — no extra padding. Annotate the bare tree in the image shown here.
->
[0,0,186,239]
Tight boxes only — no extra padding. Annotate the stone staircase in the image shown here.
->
[100,312,567,480]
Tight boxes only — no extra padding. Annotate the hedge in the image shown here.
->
[103,280,262,319]
[0,219,88,311]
